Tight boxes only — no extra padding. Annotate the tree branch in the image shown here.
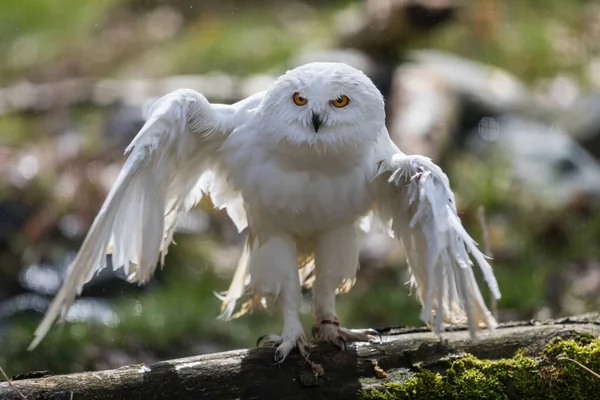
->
[1,314,599,400]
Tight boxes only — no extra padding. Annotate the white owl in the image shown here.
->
[28,62,500,364]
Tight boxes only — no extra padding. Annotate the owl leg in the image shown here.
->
[255,290,310,364]
[252,235,309,364]
[311,224,380,348]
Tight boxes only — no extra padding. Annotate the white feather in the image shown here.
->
[30,62,501,354]
[28,89,257,350]
[374,147,501,339]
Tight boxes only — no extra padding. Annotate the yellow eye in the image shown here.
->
[293,92,308,106]
[330,95,350,108]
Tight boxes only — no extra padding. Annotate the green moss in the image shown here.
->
[539,334,600,399]
[363,370,452,400]
[361,335,600,400]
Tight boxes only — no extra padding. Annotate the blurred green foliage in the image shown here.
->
[0,1,122,83]
[415,0,596,83]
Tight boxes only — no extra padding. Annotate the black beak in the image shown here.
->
[311,111,322,133]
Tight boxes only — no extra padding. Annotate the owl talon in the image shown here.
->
[344,328,382,343]
[256,334,283,347]
[257,333,310,365]
[303,345,312,359]
[338,327,382,343]
[312,318,380,347]
[276,336,310,364]
[336,335,347,351]
[274,348,285,364]
[362,328,382,338]
[256,334,269,347]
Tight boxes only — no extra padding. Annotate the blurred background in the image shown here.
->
[1,0,600,377]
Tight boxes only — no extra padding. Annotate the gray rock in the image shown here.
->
[467,116,600,206]
[561,92,600,159]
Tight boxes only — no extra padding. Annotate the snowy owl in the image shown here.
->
[28,62,501,364]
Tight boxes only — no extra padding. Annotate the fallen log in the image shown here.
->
[1,314,599,400]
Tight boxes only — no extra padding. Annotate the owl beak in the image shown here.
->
[311,111,323,133]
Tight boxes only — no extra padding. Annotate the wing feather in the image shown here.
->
[28,89,254,350]
[375,146,501,339]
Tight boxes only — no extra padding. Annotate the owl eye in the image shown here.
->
[292,92,308,106]
[330,95,350,108]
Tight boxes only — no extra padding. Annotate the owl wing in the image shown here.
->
[28,89,264,350]
[371,135,501,338]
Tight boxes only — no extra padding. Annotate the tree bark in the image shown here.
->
[1,314,599,400]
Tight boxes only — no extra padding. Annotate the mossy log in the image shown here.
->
[1,314,599,400]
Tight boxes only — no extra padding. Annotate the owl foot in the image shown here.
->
[256,333,311,364]
[311,318,381,350]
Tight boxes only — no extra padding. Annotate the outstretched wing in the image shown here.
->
[372,136,501,338]
[28,89,263,350]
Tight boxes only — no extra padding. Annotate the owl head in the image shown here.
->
[259,62,386,154]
